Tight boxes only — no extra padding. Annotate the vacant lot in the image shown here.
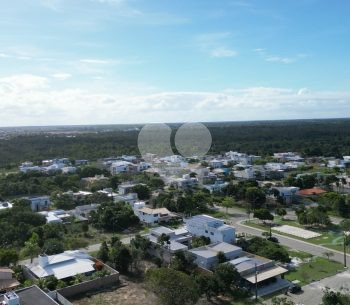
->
[72,279,158,305]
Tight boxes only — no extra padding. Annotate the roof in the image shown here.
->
[139,207,171,215]
[0,268,14,273]
[0,285,59,305]
[190,242,242,259]
[299,187,327,196]
[27,251,95,280]
[0,278,20,291]
[151,226,174,236]
[243,266,288,284]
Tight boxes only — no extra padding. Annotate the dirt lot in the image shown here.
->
[72,278,158,305]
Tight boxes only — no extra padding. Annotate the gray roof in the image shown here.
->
[0,286,59,305]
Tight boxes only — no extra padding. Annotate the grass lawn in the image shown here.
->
[244,218,349,253]
[285,256,344,286]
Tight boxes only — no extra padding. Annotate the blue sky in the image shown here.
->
[0,0,350,126]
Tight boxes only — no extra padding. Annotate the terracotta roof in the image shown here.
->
[299,187,327,196]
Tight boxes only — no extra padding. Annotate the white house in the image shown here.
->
[26,196,51,212]
[110,161,134,175]
[272,186,300,204]
[135,207,176,225]
[234,167,255,180]
[39,210,71,224]
[145,226,191,253]
[265,163,287,172]
[19,162,41,173]
[26,251,95,280]
[185,214,236,244]
[210,159,224,169]
[189,242,242,269]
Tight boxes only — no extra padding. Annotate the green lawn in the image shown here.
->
[285,256,344,286]
[244,218,349,253]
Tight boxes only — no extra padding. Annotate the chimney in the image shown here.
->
[4,292,20,305]
[38,254,49,268]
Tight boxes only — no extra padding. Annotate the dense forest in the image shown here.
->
[1,118,350,168]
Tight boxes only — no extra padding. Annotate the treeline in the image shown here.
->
[1,119,350,168]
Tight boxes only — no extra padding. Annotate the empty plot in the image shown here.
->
[273,225,321,239]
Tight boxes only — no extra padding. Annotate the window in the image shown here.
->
[210,232,214,235]
[205,230,208,233]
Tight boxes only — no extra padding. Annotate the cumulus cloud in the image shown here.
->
[0,74,350,126]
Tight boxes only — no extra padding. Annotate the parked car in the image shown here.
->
[288,284,302,294]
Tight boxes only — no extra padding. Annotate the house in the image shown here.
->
[210,159,224,169]
[0,286,60,305]
[203,181,229,194]
[272,187,300,204]
[0,268,20,293]
[234,167,255,180]
[39,210,71,224]
[61,166,76,174]
[114,192,138,205]
[118,183,136,195]
[228,253,289,297]
[273,152,303,162]
[75,159,89,166]
[0,202,12,211]
[19,162,41,173]
[73,203,100,220]
[65,190,93,203]
[110,161,135,175]
[81,175,109,186]
[26,251,95,280]
[225,151,261,165]
[189,242,243,269]
[25,196,51,212]
[265,163,287,172]
[135,207,177,225]
[185,215,236,244]
[145,226,192,254]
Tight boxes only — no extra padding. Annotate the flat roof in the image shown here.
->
[243,266,288,284]
[0,286,59,305]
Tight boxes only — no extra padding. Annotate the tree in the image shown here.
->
[216,251,227,264]
[254,208,274,223]
[191,236,211,248]
[97,241,109,263]
[21,232,41,263]
[146,268,200,305]
[322,288,350,305]
[220,197,235,215]
[42,239,65,255]
[214,263,240,294]
[0,249,19,266]
[109,244,133,273]
[132,184,151,200]
[195,273,219,301]
[245,187,266,209]
[276,208,287,219]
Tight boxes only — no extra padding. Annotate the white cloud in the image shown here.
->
[211,47,238,58]
[51,73,72,80]
[0,74,349,126]
[80,59,110,64]
[254,48,301,64]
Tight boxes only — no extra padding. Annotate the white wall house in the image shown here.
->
[234,167,255,180]
[26,196,51,212]
[135,207,176,225]
[189,242,242,269]
[272,186,300,204]
[110,161,133,174]
[186,214,236,244]
[210,159,224,169]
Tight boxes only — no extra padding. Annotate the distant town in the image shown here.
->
[1,143,350,305]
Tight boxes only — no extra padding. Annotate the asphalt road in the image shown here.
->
[218,206,350,265]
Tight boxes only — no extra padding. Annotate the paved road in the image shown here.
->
[266,268,350,305]
[217,206,350,265]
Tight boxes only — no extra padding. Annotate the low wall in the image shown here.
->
[57,266,119,299]
[47,291,74,305]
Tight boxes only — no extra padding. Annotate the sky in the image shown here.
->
[0,0,350,126]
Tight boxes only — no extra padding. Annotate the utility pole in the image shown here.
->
[344,232,347,268]
[255,263,258,301]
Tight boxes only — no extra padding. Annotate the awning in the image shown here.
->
[243,266,288,284]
